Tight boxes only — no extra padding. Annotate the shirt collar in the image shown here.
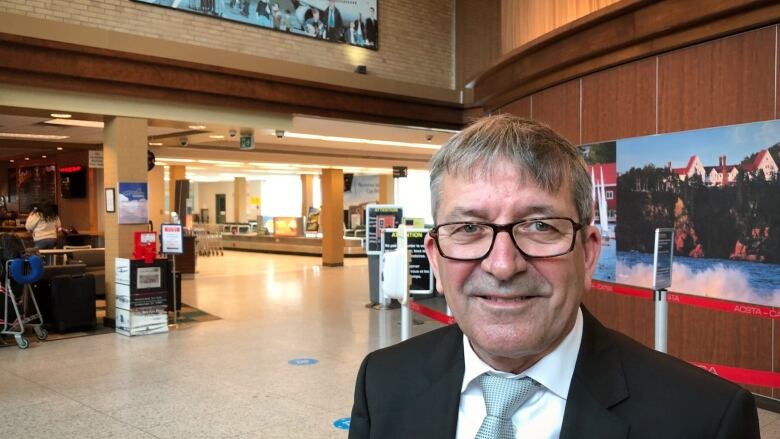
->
[461,307,583,400]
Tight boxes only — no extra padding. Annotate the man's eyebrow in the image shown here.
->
[441,205,559,222]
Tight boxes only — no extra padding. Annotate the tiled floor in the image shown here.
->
[0,250,777,438]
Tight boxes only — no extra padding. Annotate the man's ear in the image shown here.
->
[424,234,444,293]
[582,225,602,290]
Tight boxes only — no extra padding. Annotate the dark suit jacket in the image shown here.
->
[349,308,759,438]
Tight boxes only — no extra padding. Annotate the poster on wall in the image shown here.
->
[132,0,379,49]
[118,182,149,225]
[579,141,617,282]
[614,119,780,307]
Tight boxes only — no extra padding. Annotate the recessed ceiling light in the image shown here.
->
[188,125,206,130]
[156,158,196,163]
[41,155,47,159]
[209,135,225,139]
[9,160,14,163]
[44,119,103,128]
[0,133,70,140]
[278,131,441,149]
[50,113,72,118]
[148,142,163,146]
[24,157,30,161]
[56,147,64,151]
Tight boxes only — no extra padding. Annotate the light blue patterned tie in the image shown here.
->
[476,374,540,439]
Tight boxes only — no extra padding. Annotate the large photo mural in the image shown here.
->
[133,0,379,49]
[602,120,780,307]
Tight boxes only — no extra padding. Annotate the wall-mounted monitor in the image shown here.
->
[59,165,87,199]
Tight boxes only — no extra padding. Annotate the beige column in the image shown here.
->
[233,177,247,223]
[168,165,186,213]
[379,174,394,204]
[147,165,165,231]
[320,168,344,267]
[301,174,314,216]
[103,116,149,325]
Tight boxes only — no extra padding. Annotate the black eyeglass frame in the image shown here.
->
[429,217,584,261]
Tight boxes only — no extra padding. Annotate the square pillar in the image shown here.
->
[301,174,314,216]
[379,174,394,204]
[320,169,344,267]
[103,116,149,325]
[233,177,247,223]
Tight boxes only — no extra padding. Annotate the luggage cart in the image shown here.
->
[0,257,47,349]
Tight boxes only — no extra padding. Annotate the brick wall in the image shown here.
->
[0,0,454,89]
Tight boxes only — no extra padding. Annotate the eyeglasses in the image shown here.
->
[429,217,583,261]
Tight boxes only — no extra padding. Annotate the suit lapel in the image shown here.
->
[560,308,630,439]
[400,324,464,438]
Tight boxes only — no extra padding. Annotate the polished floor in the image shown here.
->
[0,250,778,438]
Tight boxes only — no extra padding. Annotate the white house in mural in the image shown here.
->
[739,149,778,179]
[669,149,777,186]
[671,155,706,182]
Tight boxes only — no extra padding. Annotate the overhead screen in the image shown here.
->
[132,0,379,50]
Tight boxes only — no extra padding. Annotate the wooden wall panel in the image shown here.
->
[658,27,776,134]
[668,304,773,397]
[583,289,654,348]
[530,80,580,144]
[499,96,531,118]
[456,0,502,89]
[500,0,620,54]
[582,58,656,143]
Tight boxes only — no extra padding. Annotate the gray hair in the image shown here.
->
[429,114,592,229]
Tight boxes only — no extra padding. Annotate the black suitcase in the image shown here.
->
[50,274,97,333]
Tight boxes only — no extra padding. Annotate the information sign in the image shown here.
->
[407,229,433,294]
[365,204,404,255]
[652,228,674,290]
[380,228,432,294]
[160,223,184,254]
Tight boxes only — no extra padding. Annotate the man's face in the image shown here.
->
[328,0,335,8]
[424,163,600,372]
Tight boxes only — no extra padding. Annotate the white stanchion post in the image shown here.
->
[654,289,667,353]
[399,224,411,342]
[401,301,410,341]
[171,254,178,326]
[652,228,673,354]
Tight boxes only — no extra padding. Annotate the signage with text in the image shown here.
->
[160,223,184,254]
[380,228,433,294]
[652,228,674,290]
[365,204,404,255]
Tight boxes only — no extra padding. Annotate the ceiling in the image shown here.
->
[0,106,457,181]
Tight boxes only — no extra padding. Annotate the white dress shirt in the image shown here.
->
[455,308,584,439]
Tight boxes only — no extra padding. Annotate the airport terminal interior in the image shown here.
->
[2,0,780,437]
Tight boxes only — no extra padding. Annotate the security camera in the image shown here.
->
[228,129,237,138]
[426,134,434,142]
[275,130,285,139]
[179,137,189,147]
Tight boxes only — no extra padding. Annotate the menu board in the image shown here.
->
[16,165,57,212]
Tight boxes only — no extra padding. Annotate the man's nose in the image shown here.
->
[480,230,528,280]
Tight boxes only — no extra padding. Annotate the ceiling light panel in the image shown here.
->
[44,119,104,128]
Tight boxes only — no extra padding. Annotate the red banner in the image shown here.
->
[591,280,780,320]
[691,362,780,389]
[407,300,456,325]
